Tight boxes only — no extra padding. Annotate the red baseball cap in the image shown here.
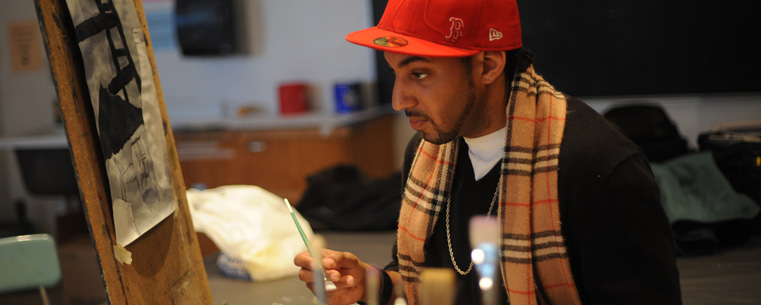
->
[346,0,522,57]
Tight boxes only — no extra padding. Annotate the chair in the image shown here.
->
[15,147,81,209]
[0,234,61,305]
[12,147,88,241]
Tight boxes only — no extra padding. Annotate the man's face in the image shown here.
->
[385,52,479,145]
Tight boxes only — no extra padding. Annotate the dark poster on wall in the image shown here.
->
[370,0,761,100]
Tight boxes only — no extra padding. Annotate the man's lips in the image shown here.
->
[404,110,428,131]
[408,117,426,130]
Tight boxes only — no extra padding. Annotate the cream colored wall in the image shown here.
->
[155,0,377,121]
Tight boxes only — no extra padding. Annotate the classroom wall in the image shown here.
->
[152,0,377,121]
[0,2,57,137]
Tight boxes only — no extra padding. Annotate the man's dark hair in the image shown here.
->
[504,48,534,98]
[505,48,534,86]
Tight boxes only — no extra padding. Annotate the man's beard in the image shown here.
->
[409,78,477,145]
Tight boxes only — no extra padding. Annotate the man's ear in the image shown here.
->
[480,51,506,85]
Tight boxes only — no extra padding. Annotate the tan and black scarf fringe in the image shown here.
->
[397,65,582,305]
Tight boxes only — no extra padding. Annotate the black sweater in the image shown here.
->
[384,98,682,305]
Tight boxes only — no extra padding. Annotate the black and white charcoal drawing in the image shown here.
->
[65,0,175,246]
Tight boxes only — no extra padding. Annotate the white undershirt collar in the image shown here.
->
[463,127,506,181]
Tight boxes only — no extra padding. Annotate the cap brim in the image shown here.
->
[346,26,479,58]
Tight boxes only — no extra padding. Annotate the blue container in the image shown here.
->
[334,82,362,113]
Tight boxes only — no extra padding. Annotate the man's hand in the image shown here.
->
[294,249,370,305]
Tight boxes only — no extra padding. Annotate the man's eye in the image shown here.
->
[412,72,428,80]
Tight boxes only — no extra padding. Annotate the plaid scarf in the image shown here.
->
[397,65,582,305]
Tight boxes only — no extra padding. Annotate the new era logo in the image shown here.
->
[489,28,503,41]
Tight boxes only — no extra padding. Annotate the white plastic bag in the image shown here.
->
[186,185,313,281]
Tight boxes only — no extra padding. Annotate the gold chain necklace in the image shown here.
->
[445,182,499,275]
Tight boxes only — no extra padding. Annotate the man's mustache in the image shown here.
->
[405,109,428,120]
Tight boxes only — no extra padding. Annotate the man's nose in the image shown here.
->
[391,79,415,111]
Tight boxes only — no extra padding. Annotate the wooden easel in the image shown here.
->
[34,0,212,304]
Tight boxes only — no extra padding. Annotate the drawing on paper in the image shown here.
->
[64,0,176,245]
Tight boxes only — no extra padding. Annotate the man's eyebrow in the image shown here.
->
[397,56,430,68]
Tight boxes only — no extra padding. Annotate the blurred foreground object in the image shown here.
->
[187,185,314,281]
[0,234,61,305]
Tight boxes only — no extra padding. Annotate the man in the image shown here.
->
[294,0,682,304]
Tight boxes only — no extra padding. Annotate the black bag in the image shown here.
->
[671,219,755,256]
[698,130,761,233]
[603,104,692,163]
[296,164,401,231]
